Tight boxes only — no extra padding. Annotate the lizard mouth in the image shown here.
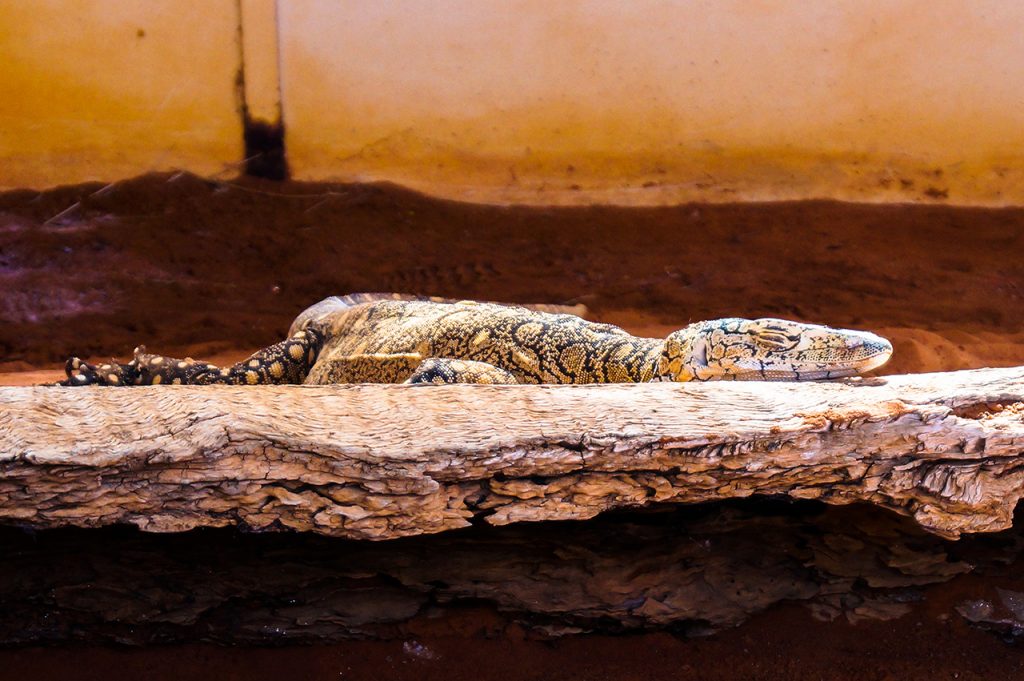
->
[732,336,894,381]
[847,347,894,373]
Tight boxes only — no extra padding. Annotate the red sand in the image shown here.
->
[2,172,1024,384]
[1,173,1023,678]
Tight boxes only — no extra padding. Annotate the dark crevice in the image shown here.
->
[1,500,1022,646]
[241,117,289,181]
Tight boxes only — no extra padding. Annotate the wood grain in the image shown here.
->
[2,366,1023,540]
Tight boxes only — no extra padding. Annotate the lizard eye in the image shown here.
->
[754,331,792,350]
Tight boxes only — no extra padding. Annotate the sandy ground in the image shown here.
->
[1,173,1023,678]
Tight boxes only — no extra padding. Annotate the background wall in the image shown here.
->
[1,1,242,188]
[4,0,1024,205]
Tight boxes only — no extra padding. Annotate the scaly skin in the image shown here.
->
[60,293,893,386]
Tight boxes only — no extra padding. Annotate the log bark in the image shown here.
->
[2,366,1024,540]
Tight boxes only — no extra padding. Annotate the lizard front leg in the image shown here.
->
[60,329,325,386]
[405,358,519,385]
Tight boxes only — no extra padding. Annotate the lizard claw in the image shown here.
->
[60,356,138,386]
[61,356,101,385]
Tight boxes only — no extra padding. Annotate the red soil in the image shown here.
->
[2,172,1023,384]
[1,583,1023,681]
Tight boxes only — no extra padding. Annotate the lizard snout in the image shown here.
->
[849,333,892,355]
[845,332,893,372]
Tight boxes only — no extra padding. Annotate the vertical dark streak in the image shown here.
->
[273,0,286,125]
[234,0,289,181]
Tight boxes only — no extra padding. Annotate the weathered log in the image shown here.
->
[2,366,1024,540]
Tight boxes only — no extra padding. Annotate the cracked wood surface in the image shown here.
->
[2,366,1024,540]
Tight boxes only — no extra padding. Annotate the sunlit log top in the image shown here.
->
[2,367,1024,540]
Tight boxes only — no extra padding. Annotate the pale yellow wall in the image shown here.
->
[0,1,241,189]
[280,0,1024,205]
[4,1,1024,205]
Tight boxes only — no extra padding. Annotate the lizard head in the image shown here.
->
[658,318,893,382]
